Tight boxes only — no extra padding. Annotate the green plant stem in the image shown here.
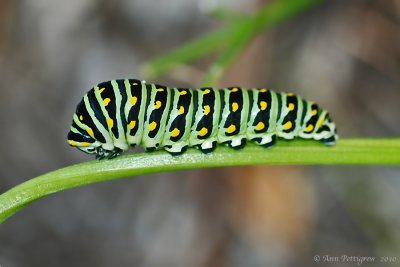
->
[0,138,399,224]
[142,0,320,78]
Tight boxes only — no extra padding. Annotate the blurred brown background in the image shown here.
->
[0,0,399,266]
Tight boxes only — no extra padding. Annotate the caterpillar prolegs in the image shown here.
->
[67,79,338,159]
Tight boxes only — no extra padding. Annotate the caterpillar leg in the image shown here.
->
[96,147,123,160]
[322,135,337,146]
[164,143,188,156]
[145,147,157,152]
[228,137,247,150]
[253,134,276,148]
[199,140,217,154]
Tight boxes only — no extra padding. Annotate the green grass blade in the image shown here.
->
[1,138,399,224]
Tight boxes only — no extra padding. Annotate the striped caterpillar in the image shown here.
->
[67,79,338,159]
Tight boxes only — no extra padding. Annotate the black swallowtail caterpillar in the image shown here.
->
[67,79,338,159]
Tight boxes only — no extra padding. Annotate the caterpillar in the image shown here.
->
[67,79,338,159]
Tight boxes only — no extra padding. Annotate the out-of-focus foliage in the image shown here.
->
[143,0,320,85]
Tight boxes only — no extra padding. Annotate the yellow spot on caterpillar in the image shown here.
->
[157,88,164,92]
[155,100,162,109]
[87,128,94,137]
[178,106,185,115]
[171,128,180,137]
[312,109,318,116]
[283,121,292,130]
[231,87,239,92]
[99,87,106,93]
[107,118,114,129]
[81,142,90,147]
[180,90,187,95]
[204,105,210,115]
[260,101,267,111]
[287,93,294,97]
[79,115,83,121]
[316,117,324,129]
[131,96,137,106]
[132,82,138,85]
[103,98,111,106]
[129,120,136,129]
[255,122,265,131]
[68,140,77,146]
[288,103,295,111]
[149,121,157,131]
[260,88,268,93]
[204,89,211,94]
[226,124,236,134]
[305,124,314,132]
[232,102,239,112]
[198,127,208,137]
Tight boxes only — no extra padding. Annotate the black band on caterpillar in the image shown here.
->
[67,79,338,159]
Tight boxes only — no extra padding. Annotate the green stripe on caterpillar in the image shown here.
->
[67,79,338,159]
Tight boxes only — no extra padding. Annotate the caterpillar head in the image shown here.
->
[67,130,122,159]
[67,129,100,155]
